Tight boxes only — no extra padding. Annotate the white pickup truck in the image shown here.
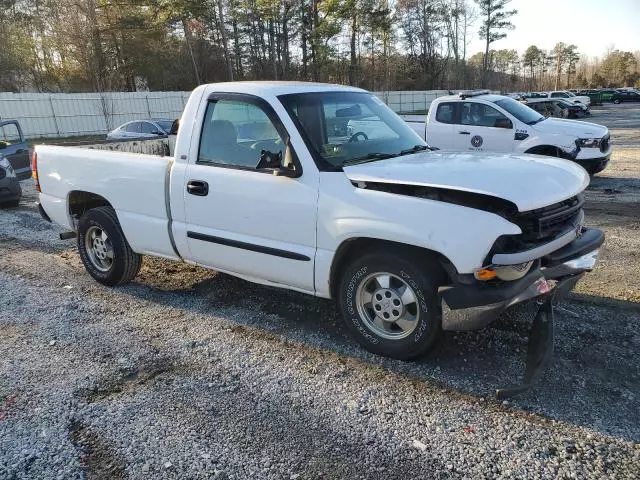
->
[405,92,611,175]
[34,82,604,392]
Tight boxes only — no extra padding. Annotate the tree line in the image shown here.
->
[0,0,637,93]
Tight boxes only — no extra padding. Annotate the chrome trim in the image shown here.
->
[542,248,600,279]
[492,211,584,265]
[441,277,550,331]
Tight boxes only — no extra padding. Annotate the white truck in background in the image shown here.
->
[403,91,611,175]
[34,82,604,394]
[540,90,592,106]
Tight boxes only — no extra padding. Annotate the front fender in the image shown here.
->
[314,174,521,297]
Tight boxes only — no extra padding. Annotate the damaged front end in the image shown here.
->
[440,227,604,397]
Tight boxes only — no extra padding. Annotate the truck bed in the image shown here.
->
[36,145,178,260]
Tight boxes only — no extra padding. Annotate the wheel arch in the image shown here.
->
[524,145,575,160]
[328,237,454,300]
[67,190,115,226]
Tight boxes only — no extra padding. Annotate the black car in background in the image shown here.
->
[0,120,31,180]
[611,90,640,104]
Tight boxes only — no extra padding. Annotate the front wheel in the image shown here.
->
[77,206,142,286]
[613,99,621,104]
[338,250,443,360]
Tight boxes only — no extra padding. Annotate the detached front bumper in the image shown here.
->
[439,227,604,396]
[440,227,604,331]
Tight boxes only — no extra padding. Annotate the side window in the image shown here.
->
[435,103,456,124]
[0,122,22,142]
[461,102,509,127]
[529,102,543,113]
[125,122,140,133]
[140,122,157,134]
[198,99,284,168]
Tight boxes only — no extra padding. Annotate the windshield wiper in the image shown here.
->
[527,117,546,125]
[343,152,395,166]
[399,144,429,156]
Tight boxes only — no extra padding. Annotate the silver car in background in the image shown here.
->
[106,119,174,141]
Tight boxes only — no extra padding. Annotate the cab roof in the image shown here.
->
[200,81,366,97]
[434,93,507,103]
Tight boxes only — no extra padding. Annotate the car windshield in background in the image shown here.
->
[154,120,173,132]
[279,91,427,169]
[493,98,544,125]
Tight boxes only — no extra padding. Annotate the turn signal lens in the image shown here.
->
[474,268,497,281]
[31,151,40,192]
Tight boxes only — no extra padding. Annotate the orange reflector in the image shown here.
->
[31,151,40,192]
[474,268,497,281]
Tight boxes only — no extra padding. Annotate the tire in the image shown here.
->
[0,199,20,208]
[613,99,621,104]
[77,206,142,286]
[338,249,444,360]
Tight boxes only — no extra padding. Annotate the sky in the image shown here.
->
[466,0,640,58]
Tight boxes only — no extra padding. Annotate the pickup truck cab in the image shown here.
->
[0,120,31,180]
[408,91,611,175]
[34,82,604,379]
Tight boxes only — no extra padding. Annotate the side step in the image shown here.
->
[59,231,76,240]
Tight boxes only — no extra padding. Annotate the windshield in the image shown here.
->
[154,120,173,132]
[278,91,427,169]
[566,91,576,97]
[492,97,544,125]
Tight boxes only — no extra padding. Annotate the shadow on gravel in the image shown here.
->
[588,175,640,191]
[121,271,640,443]
[69,420,126,479]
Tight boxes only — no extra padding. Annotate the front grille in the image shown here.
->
[600,133,610,153]
[513,195,584,242]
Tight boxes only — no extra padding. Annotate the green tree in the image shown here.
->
[474,0,516,87]
[522,45,542,90]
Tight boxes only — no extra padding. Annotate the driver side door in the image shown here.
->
[451,102,514,153]
[0,121,30,180]
[182,94,319,293]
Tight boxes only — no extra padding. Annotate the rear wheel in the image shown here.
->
[613,98,621,104]
[338,250,443,360]
[77,206,142,286]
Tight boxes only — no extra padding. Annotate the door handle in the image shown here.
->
[458,131,471,135]
[187,180,209,196]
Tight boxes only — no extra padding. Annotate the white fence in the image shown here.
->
[0,89,450,139]
[0,91,191,139]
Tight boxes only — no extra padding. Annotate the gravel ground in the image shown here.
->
[1,105,639,479]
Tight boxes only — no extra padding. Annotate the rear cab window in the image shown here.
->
[435,103,457,124]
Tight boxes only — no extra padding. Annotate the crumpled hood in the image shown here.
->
[532,118,608,139]
[343,151,589,212]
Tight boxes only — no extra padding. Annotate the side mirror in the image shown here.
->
[170,119,180,135]
[271,141,301,178]
[494,118,513,129]
[0,141,7,150]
